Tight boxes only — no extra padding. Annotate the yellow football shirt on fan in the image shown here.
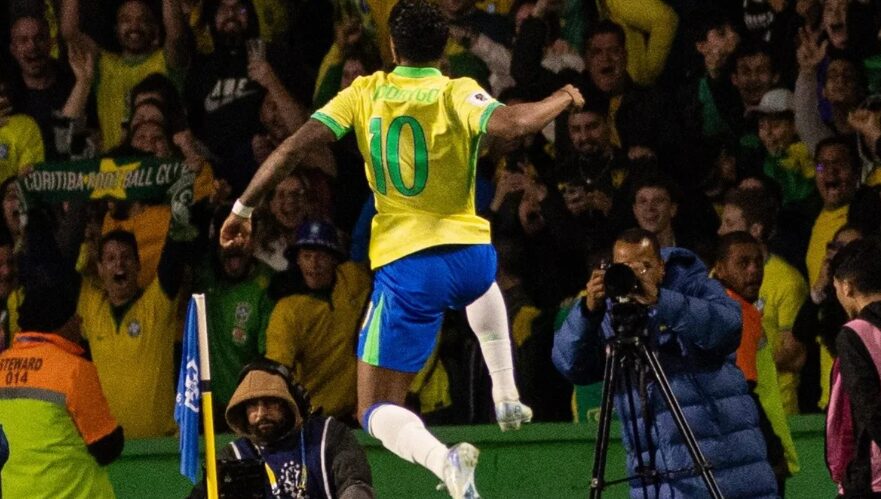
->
[77,277,180,438]
[0,114,44,182]
[95,49,170,151]
[312,66,502,269]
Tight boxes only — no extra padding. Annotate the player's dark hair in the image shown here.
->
[117,0,158,19]
[630,173,680,206]
[388,0,449,63]
[732,39,776,69]
[723,188,777,242]
[832,237,881,295]
[203,0,260,40]
[827,51,869,95]
[815,135,860,172]
[128,73,187,133]
[738,175,784,208]
[128,97,169,127]
[691,7,735,44]
[715,231,760,263]
[99,230,140,263]
[10,13,50,32]
[585,19,626,48]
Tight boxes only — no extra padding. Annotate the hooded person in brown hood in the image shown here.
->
[190,359,374,499]
[225,367,304,446]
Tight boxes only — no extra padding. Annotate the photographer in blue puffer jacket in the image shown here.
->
[553,228,777,498]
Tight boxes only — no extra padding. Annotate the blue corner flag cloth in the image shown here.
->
[175,298,201,483]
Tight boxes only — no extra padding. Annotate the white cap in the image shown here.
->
[750,88,795,115]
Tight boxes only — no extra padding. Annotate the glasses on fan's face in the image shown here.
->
[815,157,851,173]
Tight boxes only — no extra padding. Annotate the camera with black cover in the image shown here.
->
[603,263,649,341]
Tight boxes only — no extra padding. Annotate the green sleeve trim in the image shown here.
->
[478,101,504,134]
[311,112,349,139]
[392,66,443,78]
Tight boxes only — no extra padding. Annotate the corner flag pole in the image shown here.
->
[194,294,219,499]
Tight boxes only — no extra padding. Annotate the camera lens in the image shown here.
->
[604,263,640,300]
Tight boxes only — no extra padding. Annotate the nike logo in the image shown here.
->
[204,78,259,112]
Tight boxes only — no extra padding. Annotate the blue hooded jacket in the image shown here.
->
[553,247,778,498]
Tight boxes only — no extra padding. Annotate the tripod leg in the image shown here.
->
[589,343,619,499]
[621,361,655,499]
[641,346,724,499]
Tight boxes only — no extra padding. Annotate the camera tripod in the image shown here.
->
[589,305,723,499]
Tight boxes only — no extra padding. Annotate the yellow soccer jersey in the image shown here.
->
[759,254,808,415]
[265,261,371,418]
[96,49,169,151]
[0,114,45,183]
[312,66,503,269]
[77,277,180,438]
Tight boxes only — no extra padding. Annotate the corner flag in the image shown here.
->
[175,297,201,483]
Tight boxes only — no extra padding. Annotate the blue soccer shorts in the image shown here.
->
[357,244,497,373]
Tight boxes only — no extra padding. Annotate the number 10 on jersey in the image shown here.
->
[368,116,429,197]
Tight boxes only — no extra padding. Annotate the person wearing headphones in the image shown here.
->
[190,359,374,499]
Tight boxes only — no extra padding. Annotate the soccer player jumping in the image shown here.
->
[220,0,583,496]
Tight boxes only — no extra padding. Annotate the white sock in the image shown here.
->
[366,403,448,480]
[466,282,520,403]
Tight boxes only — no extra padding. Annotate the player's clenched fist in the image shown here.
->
[219,212,252,250]
[560,84,585,110]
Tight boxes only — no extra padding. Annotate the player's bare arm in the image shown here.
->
[486,84,584,140]
[220,120,336,249]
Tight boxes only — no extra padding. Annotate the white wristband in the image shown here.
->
[232,199,254,219]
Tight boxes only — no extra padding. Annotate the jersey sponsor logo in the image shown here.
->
[467,91,492,107]
[372,84,440,103]
[204,78,259,112]
[127,320,142,338]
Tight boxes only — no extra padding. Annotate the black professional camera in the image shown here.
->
[603,264,649,339]
[603,263,641,301]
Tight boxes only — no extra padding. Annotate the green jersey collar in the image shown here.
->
[392,66,442,78]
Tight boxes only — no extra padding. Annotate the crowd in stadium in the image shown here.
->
[2,0,881,495]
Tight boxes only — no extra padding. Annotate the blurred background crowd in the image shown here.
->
[1,0,881,484]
